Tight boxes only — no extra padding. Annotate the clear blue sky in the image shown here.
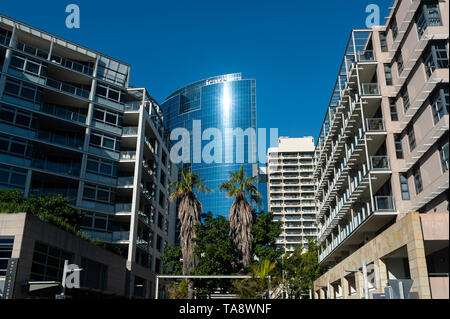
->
[1,0,392,141]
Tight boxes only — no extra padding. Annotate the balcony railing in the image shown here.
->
[374,196,395,211]
[122,127,138,136]
[46,78,90,99]
[361,83,380,96]
[117,176,134,187]
[115,203,132,213]
[120,151,136,161]
[31,159,81,177]
[50,55,94,76]
[0,34,11,46]
[370,156,391,171]
[41,103,87,124]
[366,118,385,132]
[124,103,141,112]
[357,50,376,62]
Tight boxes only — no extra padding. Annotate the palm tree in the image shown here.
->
[234,259,277,299]
[169,167,211,276]
[220,165,261,270]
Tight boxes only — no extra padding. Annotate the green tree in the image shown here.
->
[252,211,283,264]
[282,239,324,299]
[233,259,278,299]
[220,165,261,271]
[161,246,183,275]
[192,212,238,297]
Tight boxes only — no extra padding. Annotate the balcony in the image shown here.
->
[115,203,132,213]
[122,127,138,136]
[361,83,380,96]
[83,230,130,243]
[46,78,90,99]
[40,103,87,124]
[356,50,376,62]
[31,159,81,177]
[319,196,397,263]
[366,118,385,132]
[370,156,391,171]
[117,176,134,188]
[120,151,136,161]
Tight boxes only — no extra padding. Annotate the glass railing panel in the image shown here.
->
[370,156,390,170]
[122,127,138,135]
[361,83,380,96]
[120,151,136,160]
[375,196,395,211]
[366,118,385,132]
[357,50,376,62]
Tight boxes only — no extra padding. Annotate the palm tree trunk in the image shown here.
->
[229,193,253,270]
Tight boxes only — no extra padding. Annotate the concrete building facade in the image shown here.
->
[313,0,448,299]
[0,15,177,298]
[267,137,318,252]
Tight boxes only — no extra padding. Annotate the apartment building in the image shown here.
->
[0,15,177,298]
[313,0,448,299]
[267,137,318,252]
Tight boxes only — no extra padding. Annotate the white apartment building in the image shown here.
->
[267,137,318,252]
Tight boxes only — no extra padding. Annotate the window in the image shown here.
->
[394,134,404,159]
[439,141,449,173]
[81,213,111,231]
[80,258,108,291]
[0,238,14,277]
[95,83,126,104]
[97,56,128,86]
[83,183,115,204]
[407,125,416,151]
[424,44,449,77]
[30,242,73,282]
[0,105,37,129]
[399,173,410,200]
[86,157,118,178]
[379,31,388,52]
[3,79,42,104]
[0,164,27,191]
[0,134,32,159]
[417,2,443,38]
[396,53,404,75]
[413,166,423,195]
[431,87,449,124]
[389,98,398,121]
[384,64,393,85]
[90,131,121,152]
[9,53,48,77]
[401,88,410,112]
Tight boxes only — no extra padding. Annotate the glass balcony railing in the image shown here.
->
[122,127,138,136]
[361,83,380,96]
[357,50,376,62]
[41,103,87,124]
[115,203,132,213]
[50,55,94,76]
[117,176,134,187]
[31,159,81,177]
[366,118,385,132]
[124,103,141,112]
[120,151,136,161]
[374,196,395,211]
[46,78,90,99]
[37,130,84,150]
[370,156,390,171]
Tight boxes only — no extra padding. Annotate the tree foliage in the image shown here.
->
[252,211,283,264]
[281,239,325,299]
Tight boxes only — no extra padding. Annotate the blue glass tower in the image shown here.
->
[161,73,259,217]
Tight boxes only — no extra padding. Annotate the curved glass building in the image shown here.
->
[161,73,258,217]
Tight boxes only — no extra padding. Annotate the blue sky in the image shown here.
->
[1,0,392,142]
